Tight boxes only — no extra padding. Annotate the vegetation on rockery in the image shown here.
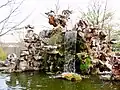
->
[0,47,7,61]
[111,30,120,51]
[48,32,63,45]
[112,42,120,52]
[77,53,91,74]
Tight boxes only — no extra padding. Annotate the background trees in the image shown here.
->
[80,0,113,29]
[80,0,114,42]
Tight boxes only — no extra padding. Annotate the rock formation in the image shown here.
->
[0,9,120,80]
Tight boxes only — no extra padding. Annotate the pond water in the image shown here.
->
[0,71,120,90]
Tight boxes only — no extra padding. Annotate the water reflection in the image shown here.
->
[0,72,120,90]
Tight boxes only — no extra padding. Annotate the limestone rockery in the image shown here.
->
[0,9,120,80]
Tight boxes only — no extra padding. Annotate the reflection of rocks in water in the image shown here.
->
[6,73,28,89]
[6,72,49,90]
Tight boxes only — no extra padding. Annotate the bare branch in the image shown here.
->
[0,11,33,37]
[0,0,26,36]
[0,0,11,9]
[0,17,10,34]
[0,0,25,25]
[55,0,60,14]
[101,0,108,28]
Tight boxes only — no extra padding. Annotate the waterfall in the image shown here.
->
[64,31,77,72]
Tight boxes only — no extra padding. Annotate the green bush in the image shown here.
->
[0,47,7,61]
[48,32,63,45]
[77,52,92,73]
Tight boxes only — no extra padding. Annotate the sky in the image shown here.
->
[0,0,120,43]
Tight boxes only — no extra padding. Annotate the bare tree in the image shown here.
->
[80,0,113,29]
[0,0,32,37]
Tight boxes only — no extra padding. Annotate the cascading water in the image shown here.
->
[64,31,77,72]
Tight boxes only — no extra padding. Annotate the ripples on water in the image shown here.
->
[0,72,120,90]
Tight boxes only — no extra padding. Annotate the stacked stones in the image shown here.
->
[19,28,41,71]
[74,19,112,62]
[4,53,19,72]
[18,26,64,72]
[73,19,114,74]
[73,19,120,80]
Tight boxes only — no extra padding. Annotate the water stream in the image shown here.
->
[64,31,77,72]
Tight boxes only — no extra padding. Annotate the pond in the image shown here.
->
[0,71,120,90]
